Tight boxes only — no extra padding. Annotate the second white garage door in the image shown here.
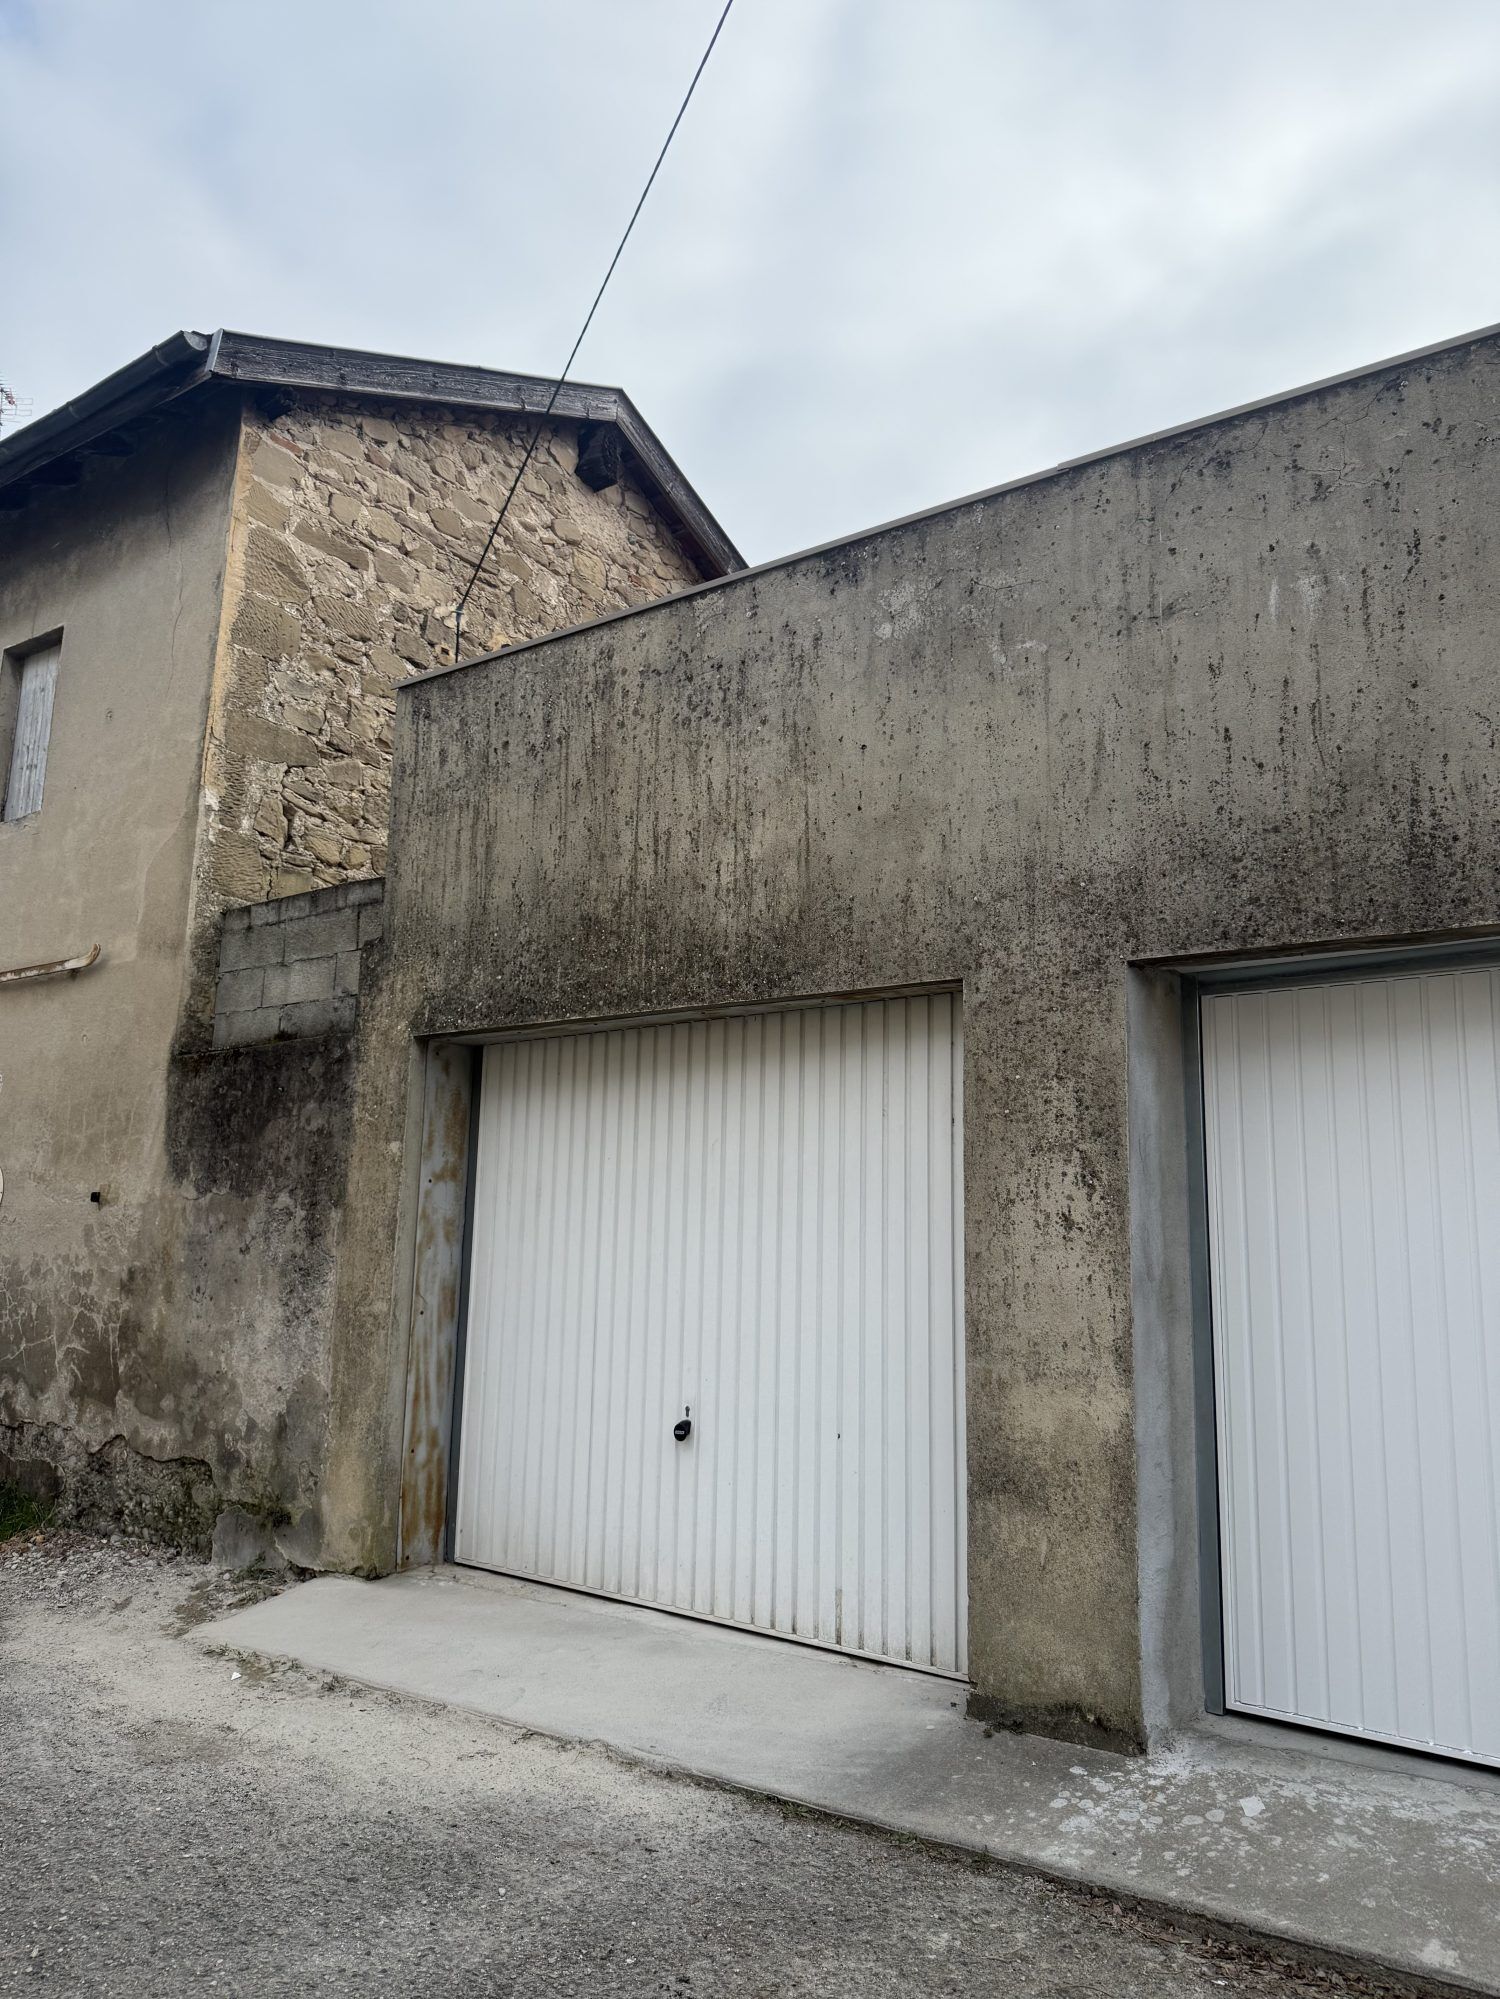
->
[453,994,967,1675]
[1202,966,1500,1766]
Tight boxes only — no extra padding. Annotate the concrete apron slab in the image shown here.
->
[193,1566,1500,1994]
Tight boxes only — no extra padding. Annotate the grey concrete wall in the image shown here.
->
[328,329,1500,1744]
[214,879,384,1047]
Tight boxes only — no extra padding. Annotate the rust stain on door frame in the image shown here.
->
[397,1039,477,1567]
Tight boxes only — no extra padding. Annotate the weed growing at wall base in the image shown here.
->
[0,1481,53,1543]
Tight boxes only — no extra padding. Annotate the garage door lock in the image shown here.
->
[673,1408,692,1443]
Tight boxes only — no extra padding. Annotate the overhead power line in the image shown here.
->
[453,0,737,664]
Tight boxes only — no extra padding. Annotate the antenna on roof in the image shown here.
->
[452,0,736,667]
[0,372,33,434]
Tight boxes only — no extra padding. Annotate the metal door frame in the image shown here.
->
[441,1047,484,1562]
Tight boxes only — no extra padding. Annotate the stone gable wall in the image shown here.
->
[201,393,705,911]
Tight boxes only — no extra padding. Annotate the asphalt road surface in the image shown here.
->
[0,1531,1412,1997]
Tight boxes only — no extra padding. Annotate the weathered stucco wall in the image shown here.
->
[330,332,1500,1744]
[0,394,363,1560]
[200,394,705,918]
[0,399,241,1537]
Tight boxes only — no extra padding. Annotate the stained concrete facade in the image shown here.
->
[0,335,734,1556]
[329,327,1500,1747]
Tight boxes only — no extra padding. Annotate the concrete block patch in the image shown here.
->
[213,1007,281,1050]
[217,967,265,1015]
[282,909,360,960]
[276,993,358,1038]
[220,923,286,972]
[263,955,337,1008]
[215,881,383,1046]
[276,997,337,1038]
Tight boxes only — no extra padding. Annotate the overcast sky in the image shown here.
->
[3,0,1499,562]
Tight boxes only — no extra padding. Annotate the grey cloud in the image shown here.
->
[2,0,1499,561]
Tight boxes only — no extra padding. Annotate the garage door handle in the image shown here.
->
[673,1409,692,1443]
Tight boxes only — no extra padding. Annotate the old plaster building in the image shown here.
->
[0,330,738,1545]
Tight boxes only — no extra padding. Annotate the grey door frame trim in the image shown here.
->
[442,1043,485,1564]
[436,979,964,1049]
[1176,932,1500,1733]
[1178,984,1226,1716]
[1178,934,1500,995]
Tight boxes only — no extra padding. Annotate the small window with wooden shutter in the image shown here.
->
[3,636,61,822]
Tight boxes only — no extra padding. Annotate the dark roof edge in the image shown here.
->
[0,328,741,577]
[409,314,1500,694]
[0,331,216,487]
[209,332,742,577]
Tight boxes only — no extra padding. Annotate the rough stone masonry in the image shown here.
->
[202,394,705,909]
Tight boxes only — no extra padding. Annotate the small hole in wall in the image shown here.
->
[89,1190,101,1204]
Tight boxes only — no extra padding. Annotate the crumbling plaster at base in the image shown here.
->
[1,1418,219,1554]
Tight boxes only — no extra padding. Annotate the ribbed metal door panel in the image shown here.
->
[454,994,967,1675]
[1202,970,1500,1765]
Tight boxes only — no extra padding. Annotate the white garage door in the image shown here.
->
[453,994,967,1676]
[1202,967,1500,1766]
